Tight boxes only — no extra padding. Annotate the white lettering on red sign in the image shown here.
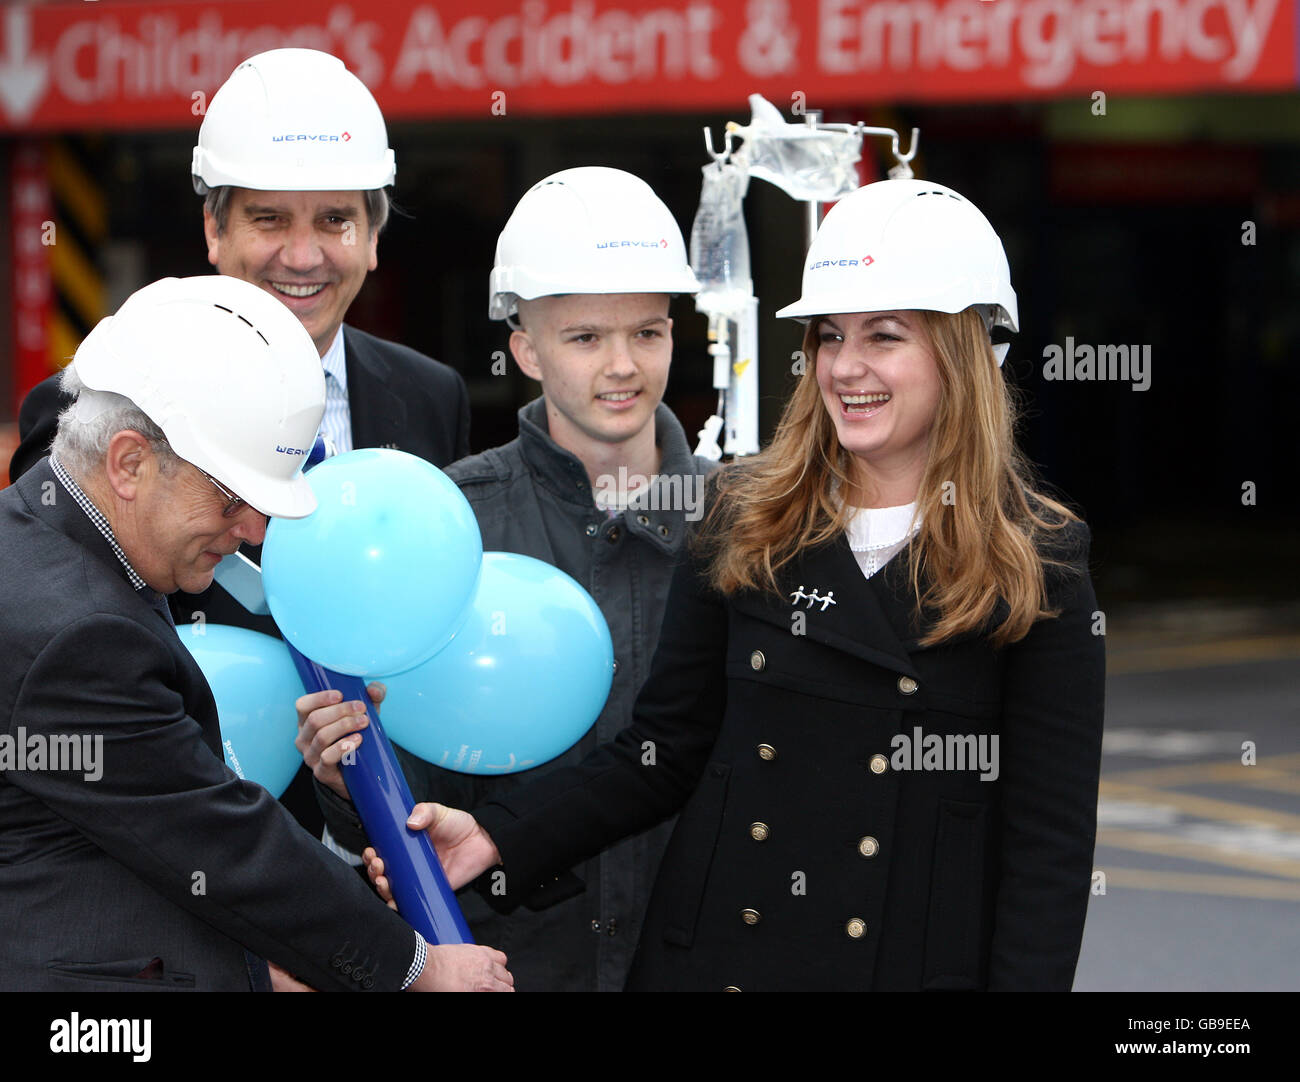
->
[817,0,1280,87]
[0,0,1289,129]
[391,1,721,90]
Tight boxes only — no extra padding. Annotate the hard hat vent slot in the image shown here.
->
[210,302,269,345]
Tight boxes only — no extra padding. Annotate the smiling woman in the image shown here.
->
[398,177,1106,991]
[811,309,943,506]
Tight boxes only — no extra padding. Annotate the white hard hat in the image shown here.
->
[489,166,701,321]
[70,276,326,519]
[192,49,395,195]
[777,179,1018,365]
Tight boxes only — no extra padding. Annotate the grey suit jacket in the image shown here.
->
[0,461,419,991]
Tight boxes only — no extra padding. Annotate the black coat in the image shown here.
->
[316,399,716,991]
[475,518,1105,991]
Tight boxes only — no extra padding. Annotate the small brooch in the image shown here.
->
[790,585,837,612]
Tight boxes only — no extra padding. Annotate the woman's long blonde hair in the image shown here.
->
[697,307,1079,648]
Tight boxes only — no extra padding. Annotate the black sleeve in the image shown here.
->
[11,614,421,992]
[473,540,730,911]
[987,520,1106,990]
[10,374,70,484]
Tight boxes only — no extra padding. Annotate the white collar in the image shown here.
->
[843,500,921,552]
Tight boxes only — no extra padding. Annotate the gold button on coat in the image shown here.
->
[724,986,742,992]
[740,908,761,925]
[749,822,770,842]
[750,650,765,671]
[857,836,879,858]
[869,754,889,774]
[757,744,776,761]
[845,918,866,939]
[897,675,918,695]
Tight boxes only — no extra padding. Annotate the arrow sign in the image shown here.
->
[0,8,49,123]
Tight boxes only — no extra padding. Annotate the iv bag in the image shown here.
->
[690,159,752,319]
[731,94,861,203]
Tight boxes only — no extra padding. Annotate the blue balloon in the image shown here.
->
[180,624,304,798]
[261,449,483,677]
[381,552,614,774]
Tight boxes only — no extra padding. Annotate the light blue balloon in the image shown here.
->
[382,552,614,774]
[261,448,483,677]
[180,624,304,798]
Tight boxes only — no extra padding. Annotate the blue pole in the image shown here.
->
[287,643,474,945]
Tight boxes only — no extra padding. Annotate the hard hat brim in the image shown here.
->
[193,147,396,193]
[229,468,318,520]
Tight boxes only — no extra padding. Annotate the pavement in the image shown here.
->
[1073,602,1300,991]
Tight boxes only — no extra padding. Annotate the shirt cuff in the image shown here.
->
[401,931,427,990]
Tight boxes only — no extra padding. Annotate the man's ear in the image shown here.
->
[202,208,221,269]
[103,430,153,504]
[366,225,379,273]
[510,329,544,383]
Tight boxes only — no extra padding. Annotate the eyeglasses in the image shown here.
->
[198,468,248,518]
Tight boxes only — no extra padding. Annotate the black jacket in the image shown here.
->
[0,461,419,991]
[317,398,717,991]
[472,514,1106,991]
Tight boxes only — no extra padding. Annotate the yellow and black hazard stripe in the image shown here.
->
[45,137,106,371]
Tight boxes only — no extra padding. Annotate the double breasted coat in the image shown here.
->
[475,515,1105,991]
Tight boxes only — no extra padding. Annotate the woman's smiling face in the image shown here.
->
[814,310,942,500]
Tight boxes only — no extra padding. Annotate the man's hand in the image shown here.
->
[408,943,513,992]
[363,803,501,896]
[269,961,316,992]
[294,683,384,798]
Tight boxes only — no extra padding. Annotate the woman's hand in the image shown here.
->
[363,802,501,899]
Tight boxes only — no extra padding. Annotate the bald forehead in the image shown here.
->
[516,293,670,334]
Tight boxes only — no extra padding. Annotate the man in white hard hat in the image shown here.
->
[12,49,469,489]
[300,167,716,992]
[9,48,471,835]
[0,276,511,992]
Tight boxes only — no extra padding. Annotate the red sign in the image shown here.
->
[0,0,1295,132]
[10,141,53,416]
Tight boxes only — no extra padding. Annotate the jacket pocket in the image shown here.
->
[47,957,197,990]
[660,761,731,949]
[922,799,986,990]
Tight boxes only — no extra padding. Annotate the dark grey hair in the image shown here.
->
[203,186,390,236]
